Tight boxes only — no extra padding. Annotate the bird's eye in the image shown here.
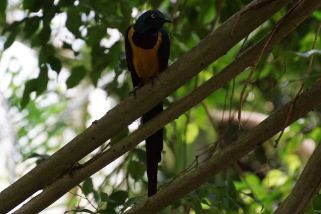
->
[150,14,157,19]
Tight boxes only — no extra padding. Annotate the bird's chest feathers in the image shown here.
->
[128,27,162,80]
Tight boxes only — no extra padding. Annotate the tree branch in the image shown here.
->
[124,79,321,214]
[275,142,321,213]
[0,0,293,212]
[13,0,321,212]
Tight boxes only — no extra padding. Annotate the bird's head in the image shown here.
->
[134,10,172,33]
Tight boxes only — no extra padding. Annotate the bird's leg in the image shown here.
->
[129,82,143,97]
[148,75,159,86]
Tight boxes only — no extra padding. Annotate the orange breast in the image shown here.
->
[128,27,162,81]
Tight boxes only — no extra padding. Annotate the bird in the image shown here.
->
[124,10,171,197]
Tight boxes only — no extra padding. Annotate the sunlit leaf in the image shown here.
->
[313,10,321,21]
[186,123,199,144]
[263,170,288,188]
[285,154,301,175]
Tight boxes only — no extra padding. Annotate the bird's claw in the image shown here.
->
[129,83,143,97]
[129,87,138,97]
[129,76,158,98]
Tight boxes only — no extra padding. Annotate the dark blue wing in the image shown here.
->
[158,29,170,71]
[125,26,140,87]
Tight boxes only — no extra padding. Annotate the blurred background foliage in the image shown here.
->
[0,0,321,213]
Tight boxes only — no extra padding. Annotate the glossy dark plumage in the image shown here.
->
[125,10,170,197]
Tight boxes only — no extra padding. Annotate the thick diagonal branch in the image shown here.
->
[14,0,321,212]
[125,79,321,214]
[275,143,321,213]
[0,1,292,212]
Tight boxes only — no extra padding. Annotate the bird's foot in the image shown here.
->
[129,83,143,97]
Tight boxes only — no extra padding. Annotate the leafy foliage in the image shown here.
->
[1,0,321,213]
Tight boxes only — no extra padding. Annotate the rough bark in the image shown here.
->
[0,0,292,212]
[13,0,321,212]
[124,79,321,214]
[275,143,321,213]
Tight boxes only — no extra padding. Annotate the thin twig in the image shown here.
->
[274,83,304,147]
[238,0,305,130]
[306,21,321,74]
[211,0,224,32]
[201,102,218,133]
[69,185,98,211]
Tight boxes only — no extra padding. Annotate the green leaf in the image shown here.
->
[133,148,146,163]
[89,47,107,86]
[20,79,38,109]
[109,190,128,205]
[23,0,42,12]
[86,25,106,46]
[263,169,288,188]
[42,1,55,27]
[100,192,109,202]
[24,17,40,38]
[3,31,17,50]
[39,45,54,64]
[47,55,62,73]
[313,11,321,21]
[0,0,7,22]
[3,21,21,50]
[66,66,86,88]
[57,0,75,8]
[186,123,199,144]
[192,200,203,214]
[128,160,145,181]
[103,191,128,214]
[313,194,321,211]
[227,180,237,201]
[82,178,94,196]
[31,26,51,46]
[66,8,82,38]
[36,65,49,95]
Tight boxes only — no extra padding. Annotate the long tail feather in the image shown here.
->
[142,102,163,197]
